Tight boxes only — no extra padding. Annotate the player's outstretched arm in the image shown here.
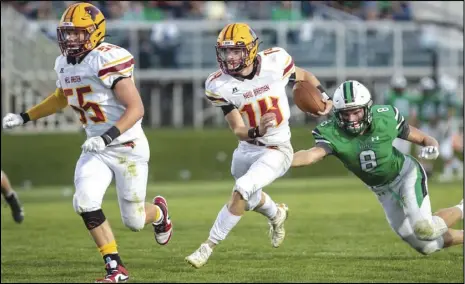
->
[291,146,328,167]
[406,125,440,160]
[294,66,333,116]
[2,88,68,129]
[111,78,144,135]
[224,108,274,141]
[406,125,439,147]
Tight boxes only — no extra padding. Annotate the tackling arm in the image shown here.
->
[291,146,328,167]
[21,88,68,123]
[405,125,439,148]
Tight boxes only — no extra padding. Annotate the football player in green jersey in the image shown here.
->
[292,80,463,255]
[437,75,463,182]
[384,75,417,155]
[413,77,449,176]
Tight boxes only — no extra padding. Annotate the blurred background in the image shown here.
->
[1,1,463,187]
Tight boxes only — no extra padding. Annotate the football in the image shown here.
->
[292,80,326,115]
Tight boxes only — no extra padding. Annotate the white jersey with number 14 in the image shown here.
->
[205,47,295,146]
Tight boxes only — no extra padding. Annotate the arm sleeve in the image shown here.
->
[221,104,236,115]
[26,88,68,120]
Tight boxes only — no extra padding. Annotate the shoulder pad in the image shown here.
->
[90,43,134,88]
[259,47,294,78]
[204,70,231,107]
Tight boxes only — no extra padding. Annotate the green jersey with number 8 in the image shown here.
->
[313,105,410,187]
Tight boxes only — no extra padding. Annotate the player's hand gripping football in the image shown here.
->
[258,112,276,136]
[419,146,439,160]
[309,99,333,117]
[81,136,106,153]
[2,113,24,129]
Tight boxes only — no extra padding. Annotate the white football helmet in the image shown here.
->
[438,74,457,93]
[332,80,373,135]
[419,76,436,92]
[390,74,407,90]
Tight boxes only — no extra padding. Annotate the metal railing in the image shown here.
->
[2,18,463,132]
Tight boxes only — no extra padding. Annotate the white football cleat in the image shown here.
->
[185,243,213,269]
[269,203,289,248]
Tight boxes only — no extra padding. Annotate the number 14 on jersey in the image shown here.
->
[240,96,284,128]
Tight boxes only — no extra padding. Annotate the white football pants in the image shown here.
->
[73,134,150,232]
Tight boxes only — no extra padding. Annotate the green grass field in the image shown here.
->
[1,178,463,283]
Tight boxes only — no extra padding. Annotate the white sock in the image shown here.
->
[254,193,278,220]
[208,205,242,244]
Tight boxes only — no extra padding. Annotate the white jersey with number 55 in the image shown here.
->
[205,47,295,146]
[54,42,143,145]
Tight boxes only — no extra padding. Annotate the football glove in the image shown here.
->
[81,136,106,153]
[419,146,439,160]
[2,113,24,129]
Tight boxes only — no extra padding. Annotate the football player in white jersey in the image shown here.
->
[2,3,172,282]
[185,23,333,268]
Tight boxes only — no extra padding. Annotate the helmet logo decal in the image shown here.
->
[84,6,100,21]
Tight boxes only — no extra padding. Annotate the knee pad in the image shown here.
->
[81,209,106,230]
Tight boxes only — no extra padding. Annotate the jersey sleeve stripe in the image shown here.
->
[206,96,228,103]
[282,59,295,77]
[99,66,133,80]
[98,58,135,77]
[314,139,331,145]
[207,70,222,84]
[393,107,400,121]
[311,130,324,139]
[284,55,292,67]
[102,55,133,68]
[396,116,405,129]
[205,90,228,103]
[205,90,223,98]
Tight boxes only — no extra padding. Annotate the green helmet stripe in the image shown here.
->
[343,81,354,103]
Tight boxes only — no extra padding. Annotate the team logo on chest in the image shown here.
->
[359,141,373,151]
[241,84,271,99]
[64,76,82,84]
